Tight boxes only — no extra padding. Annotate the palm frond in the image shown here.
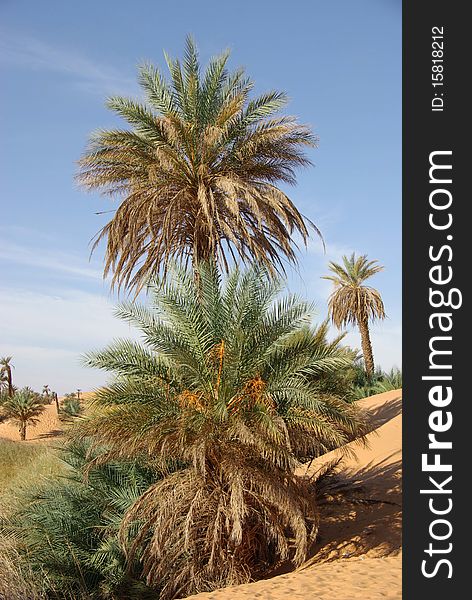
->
[77,39,320,294]
[69,262,365,594]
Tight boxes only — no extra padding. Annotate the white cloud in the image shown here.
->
[335,324,402,371]
[0,227,401,393]
[0,240,102,281]
[0,285,402,396]
[0,30,137,96]
[0,287,139,394]
[0,229,140,393]
[2,344,107,396]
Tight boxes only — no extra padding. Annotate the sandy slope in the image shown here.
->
[183,389,402,599]
[183,556,401,600]
[0,392,96,442]
[0,403,62,442]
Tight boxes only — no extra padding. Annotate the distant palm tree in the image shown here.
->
[0,356,14,397]
[42,384,51,403]
[77,37,320,294]
[75,262,365,596]
[1,388,46,441]
[323,253,386,379]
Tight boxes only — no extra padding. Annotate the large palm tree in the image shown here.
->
[77,37,320,294]
[323,253,386,379]
[74,262,365,597]
[1,387,45,441]
[0,356,14,397]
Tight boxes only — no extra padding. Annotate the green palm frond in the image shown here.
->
[70,262,365,596]
[1,388,45,440]
[1,440,160,599]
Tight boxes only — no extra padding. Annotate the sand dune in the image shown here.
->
[0,402,62,442]
[183,389,402,599]
[0,392,96,442]
[183,556,401,600]
[304,390,402,562]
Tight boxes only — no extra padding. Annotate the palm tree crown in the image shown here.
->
[74,262,365,596]
[1,387,45,440]
[323,253,385,377]
[77,37,319,294]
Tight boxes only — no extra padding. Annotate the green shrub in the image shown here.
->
[61,395,82,418]
[350,363,402,400]
[2,440,160,599]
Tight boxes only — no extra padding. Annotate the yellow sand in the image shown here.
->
[0,392,96,442]
[183,556,401,599]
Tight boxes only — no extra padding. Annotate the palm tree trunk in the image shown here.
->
[19,422,26,441]
[6,367,13,397]
[192,249,216,299]
[358,318,375,379]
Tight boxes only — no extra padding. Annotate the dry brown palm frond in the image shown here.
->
[322,253,386,377]
[119,448,319,599]
[0,537,48,600]
[77,38,320,294]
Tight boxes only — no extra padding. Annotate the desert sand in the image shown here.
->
[183,389,402,599]
[0,402,63,442]
[0,392,96,442]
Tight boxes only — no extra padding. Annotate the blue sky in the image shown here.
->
[0,0,401,394]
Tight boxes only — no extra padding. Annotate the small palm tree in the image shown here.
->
[0,356,14,397]
[42,384,51,402]
[1,388,46,440]
[323,253,386,379]
[77,37,320,294]
[75,262,365,596]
